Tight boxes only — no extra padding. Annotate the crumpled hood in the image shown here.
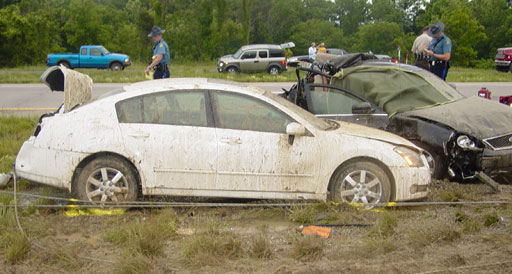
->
[333,120,415,148]
[403,96,512,139]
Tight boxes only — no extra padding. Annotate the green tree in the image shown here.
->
[356,22,403,56]
[290,19,345,55]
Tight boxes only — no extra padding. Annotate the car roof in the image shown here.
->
[122,78,267,96]
[240,44,283,51]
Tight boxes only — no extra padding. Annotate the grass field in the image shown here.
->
[0,116,512,273]
[1,62,512,83]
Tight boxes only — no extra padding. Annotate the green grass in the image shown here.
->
[447,67,512,82]
[0,61,297,83]
[0,116,38,173]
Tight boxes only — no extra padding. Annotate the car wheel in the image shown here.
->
[110,63,123,71]
[73,156,139,205]
[57,61,71,69]
[268,66,280,75]
[226,66,239,73]
[330,161,391,208]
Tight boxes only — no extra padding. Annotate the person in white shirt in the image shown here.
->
[411,26,432,70]
[308,42,317,61]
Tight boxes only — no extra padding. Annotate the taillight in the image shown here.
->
[282,60,286,66]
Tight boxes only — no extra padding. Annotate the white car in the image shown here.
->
[14,67,431,207]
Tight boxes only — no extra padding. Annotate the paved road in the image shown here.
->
[1,82,512,116]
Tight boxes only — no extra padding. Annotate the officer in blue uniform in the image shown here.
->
[145,26,170,79]
[424,22,452,81]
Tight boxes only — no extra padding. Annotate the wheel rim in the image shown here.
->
[85,167,130,205]
[112,65,121,71]
[269,67,279,75]
[339,170,383,206]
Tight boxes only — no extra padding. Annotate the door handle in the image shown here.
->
[254,61,259,63]
[220,137,242,145]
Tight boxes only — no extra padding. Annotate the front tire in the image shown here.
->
[110,63,123,71]
[226,66,239,73]
[330,161,391,208]
[73,156,138,205]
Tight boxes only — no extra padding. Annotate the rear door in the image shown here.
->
[211,90,320,195]
[117,90,218,191]
[255,50,270,71]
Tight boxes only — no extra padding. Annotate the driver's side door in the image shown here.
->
[304,84,389,129]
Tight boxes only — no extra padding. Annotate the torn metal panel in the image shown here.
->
[40,66,92,112]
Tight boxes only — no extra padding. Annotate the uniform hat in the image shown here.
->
[148,26,165,37]
[428,22,444,37]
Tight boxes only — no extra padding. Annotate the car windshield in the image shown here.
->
[264,91,332,131]
[233,48,243,59]
[100,46,110,55]
[331,64,465,115]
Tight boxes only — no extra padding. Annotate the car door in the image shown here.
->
[211,90,320,195]
[304,83,389,129]
[117,90,217,191]
[79,47,93,68]
[239,51,258,72]
[256,50,270,71]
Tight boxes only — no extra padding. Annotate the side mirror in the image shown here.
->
[286,122,306,136]
[352,102,375,114]
[286,122,306,145]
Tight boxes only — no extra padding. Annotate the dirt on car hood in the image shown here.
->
[402,96,512,139]
[333,120,415,148]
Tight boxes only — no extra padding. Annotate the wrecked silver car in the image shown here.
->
[283,53,512,186]
[10,66,431,207]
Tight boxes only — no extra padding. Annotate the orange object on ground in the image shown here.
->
[301,225,332,239]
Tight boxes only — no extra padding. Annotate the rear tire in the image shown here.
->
[330,161,391,208]
[57,61,71,69]
[268,66,280,75]
[73,156,138,206]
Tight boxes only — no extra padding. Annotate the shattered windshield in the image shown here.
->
[265,91,332,130]
[331,65,464,115]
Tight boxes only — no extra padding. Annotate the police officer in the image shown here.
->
[424,22,452,81]
[145,26,170,79]
[411,26,432,70]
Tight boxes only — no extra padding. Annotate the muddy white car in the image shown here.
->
[13,66,431,207]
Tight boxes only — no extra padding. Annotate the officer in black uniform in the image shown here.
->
[423,22,452,81]
[145,26,170,79]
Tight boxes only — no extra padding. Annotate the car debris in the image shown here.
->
[0,172,12,187]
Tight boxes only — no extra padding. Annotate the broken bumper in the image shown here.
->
[480,148,512,175]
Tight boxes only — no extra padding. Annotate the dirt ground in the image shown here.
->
[1,180,512,274]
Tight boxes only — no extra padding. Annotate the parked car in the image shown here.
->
[12,66,431,208]
[284,53,512,184]
[326,48,348,56]
[495,47,512,72]
[287,48,348,65]
[217,43,294,74]
[46,45,131,71]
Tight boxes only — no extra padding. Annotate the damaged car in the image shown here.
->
[283,53,512,186]
[10,66,431,207]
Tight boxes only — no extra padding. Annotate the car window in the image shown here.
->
[99,46,110,54]
[212,91,294,134]
[116,91,208,127]
[90,48,102,56]
[259,50,268,58]
[81,48,87,55]
[309,88,364,114]
[269,49,284,58]
[241,51,257,59]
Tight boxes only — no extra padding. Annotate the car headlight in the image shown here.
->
[394,146,424,167]
[124,58,130,63]
[456,135,476,149]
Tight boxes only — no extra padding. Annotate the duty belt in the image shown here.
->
[414,53,429,61]
[431,60,448,66]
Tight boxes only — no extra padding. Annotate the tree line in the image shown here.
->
[0,0,510,68]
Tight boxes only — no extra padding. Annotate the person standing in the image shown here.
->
[424,22,452,81]
[308,42,317,61]
[145,26,170,79]
[317,42,326,54]
[411,26,432,70]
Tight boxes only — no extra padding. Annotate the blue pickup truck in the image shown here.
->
[46,45,131,71]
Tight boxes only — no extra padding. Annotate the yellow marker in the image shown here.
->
[65,204,125,217]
